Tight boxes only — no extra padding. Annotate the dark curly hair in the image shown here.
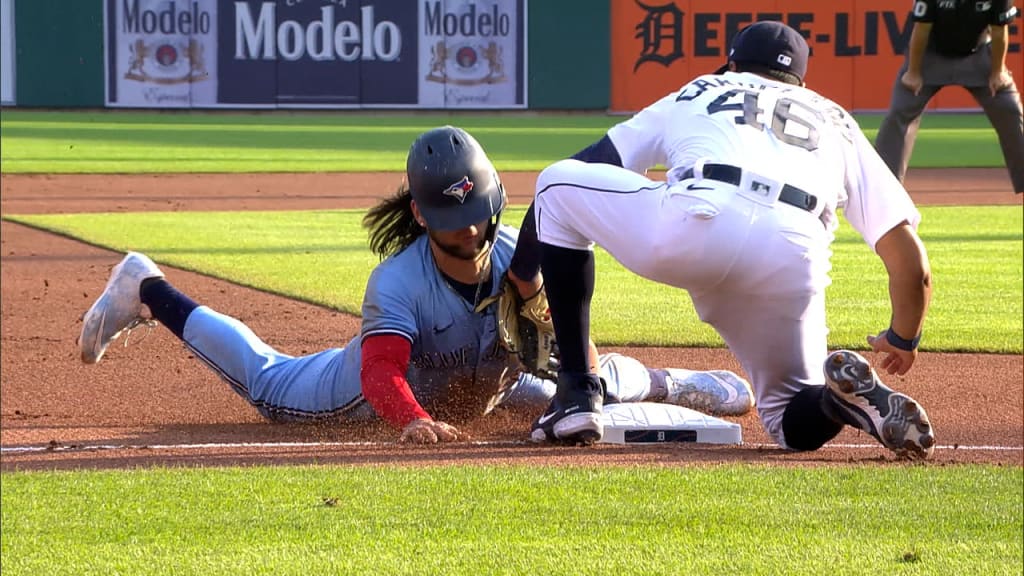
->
[362,185,426,260]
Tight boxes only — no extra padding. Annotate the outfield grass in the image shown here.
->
[7,204,1022,353]
[0,109,1011,172]
[2,465,1021,576]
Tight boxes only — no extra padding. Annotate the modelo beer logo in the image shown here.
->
[120,0,212,85]
[122,0,212,34]
[423,0,512,87]
[234,2,401,62]
[423,0,512,37]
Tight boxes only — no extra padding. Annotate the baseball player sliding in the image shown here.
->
[511,21,936,459]
[78,126,753,444]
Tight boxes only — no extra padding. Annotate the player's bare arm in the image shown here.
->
[988,24,1012,96]
[868,222,932,376]
[901,21,931,95]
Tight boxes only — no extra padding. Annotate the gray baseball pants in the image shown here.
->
[875,44,1024,193]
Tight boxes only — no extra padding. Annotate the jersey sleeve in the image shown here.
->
[911,0,937,22]
[606,91,677,174]
[840,125,922,251]
[360,334,430,429]
[360,262,419,343]
[991,1,1018,25]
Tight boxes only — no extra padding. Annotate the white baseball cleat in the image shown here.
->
[79,252,164,364]
[823,350,935,460]
[663,369,755,416]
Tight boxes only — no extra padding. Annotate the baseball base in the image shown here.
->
[598,402,742,445]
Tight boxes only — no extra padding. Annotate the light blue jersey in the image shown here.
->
[181,225,540,422]
[180,224,667,424]
[359,224,525,419]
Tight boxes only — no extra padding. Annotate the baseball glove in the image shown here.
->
[476,278,559,380]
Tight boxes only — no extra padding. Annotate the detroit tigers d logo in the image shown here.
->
[443,176,475,203]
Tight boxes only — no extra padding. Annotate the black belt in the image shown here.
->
[680,163,818,212]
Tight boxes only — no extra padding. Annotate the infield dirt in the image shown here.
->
[1,168,1021,470]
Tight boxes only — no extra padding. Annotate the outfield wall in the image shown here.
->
[610,0,1023,113]
[2,0,1019,112]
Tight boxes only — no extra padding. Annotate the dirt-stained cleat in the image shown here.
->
[823,350,935,460]
[79,252,164,364]
[662,368,755,416]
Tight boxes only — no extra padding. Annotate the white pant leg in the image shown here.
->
[497,372,555,412]
[693,289,827,448]
[497,352,651,411]
[536,159,834,447]
[689,204,832,447]
[597,353,652,402]
[535,159,753,292]
[183,307,369,422]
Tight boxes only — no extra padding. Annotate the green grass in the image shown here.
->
[2,465,1021,576]
[7,204,1022,353]
[0,110,1010,173]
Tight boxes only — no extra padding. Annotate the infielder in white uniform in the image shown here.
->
[78,126,753,444]
[513,21,936,459]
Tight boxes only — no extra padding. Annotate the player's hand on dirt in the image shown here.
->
[399,418,468,444]
[988,69,1013,96]
[900,70,924,96]
[867,329,918,376]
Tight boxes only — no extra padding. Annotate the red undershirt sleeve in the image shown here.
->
[360,334,430,429]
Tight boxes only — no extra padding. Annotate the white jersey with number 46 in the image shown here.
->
[532,70,922,448]
[607,71,920,249]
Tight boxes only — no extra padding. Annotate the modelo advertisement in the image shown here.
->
[610,0,1023,113]
[105,0,525,109]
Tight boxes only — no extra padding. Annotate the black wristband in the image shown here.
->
[886,327,921,351]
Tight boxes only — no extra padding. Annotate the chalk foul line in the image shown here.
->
[1,440,1021,455]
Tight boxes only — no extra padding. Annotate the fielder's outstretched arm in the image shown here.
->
[868,222,932,376]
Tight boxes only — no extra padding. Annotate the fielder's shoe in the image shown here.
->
[530,373,604,445]
[662,368,754,416]
[823,350,935,460]
[79,252,164,364]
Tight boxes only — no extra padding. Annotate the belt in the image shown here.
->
[680,163,818,212]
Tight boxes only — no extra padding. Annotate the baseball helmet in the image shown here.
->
[406,126,506,231]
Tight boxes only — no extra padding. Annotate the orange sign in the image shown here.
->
[611,0,1023,112]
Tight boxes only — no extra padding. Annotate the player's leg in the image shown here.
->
[968,83,1024,193]
[530,160,749,443]
[79,252,367,422]
[182,307,367,422]
[597,353,753,416]
[695,288,935,457]
[874,63,941,182]
[693,287,838,450]
[530,160,675,443]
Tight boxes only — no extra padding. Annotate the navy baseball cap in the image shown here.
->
[714,21,809,82]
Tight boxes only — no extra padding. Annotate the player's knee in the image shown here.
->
[781,386,844,451]
[536,159,579,193]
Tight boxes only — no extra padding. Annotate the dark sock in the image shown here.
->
[139,278,199,340]
[540,243,594,375]
[644,368,670,402]
[781,386,845,451]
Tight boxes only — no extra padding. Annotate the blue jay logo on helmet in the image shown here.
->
[443,176,475,203]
